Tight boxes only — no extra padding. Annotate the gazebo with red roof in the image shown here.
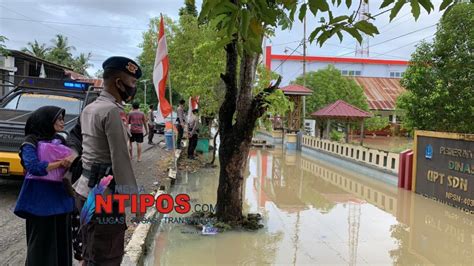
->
[311,100,372,144]
[280,84,312,131]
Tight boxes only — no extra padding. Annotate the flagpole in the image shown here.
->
[163,13,177,171]
[167,69,178,171]
[154,13,177,172]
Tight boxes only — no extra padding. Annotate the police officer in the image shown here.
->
[73,56,142,265]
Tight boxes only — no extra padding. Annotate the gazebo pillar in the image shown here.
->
[326,119,331,139]
[360,120,365,145]
[345,122,350,143]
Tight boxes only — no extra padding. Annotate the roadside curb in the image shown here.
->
[122,150,180,266]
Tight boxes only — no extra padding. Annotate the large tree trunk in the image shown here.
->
[215,39,281,223]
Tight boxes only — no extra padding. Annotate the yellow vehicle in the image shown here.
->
[0,77,98,178]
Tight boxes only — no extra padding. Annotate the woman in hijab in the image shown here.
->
[14,106,76,266]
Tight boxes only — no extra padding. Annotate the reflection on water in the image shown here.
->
[150,149,473,265]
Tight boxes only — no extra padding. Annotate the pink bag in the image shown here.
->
[25,139,72,182]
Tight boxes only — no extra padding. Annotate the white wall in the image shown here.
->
[271,60,408,85]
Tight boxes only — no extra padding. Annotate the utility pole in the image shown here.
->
[141,79,149,105]
[302,2,307,128]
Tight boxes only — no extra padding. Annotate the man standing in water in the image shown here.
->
[187,109,200,159]
[176,99,186,149]
[73,56,142,265]
[147,104,155,144]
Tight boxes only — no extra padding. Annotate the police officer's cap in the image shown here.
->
[102,56,142,79]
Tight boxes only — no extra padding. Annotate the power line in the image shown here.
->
[273,40,304,71]
[271,40,301,47]
[371,34,435,58]
[378,12,411,31]
[0,5,113,53]
[337,24,437,57]
[324,43,409,60]
[0,17,146,31]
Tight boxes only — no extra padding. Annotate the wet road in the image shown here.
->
[150,148,474,265]
[0,179,24,265]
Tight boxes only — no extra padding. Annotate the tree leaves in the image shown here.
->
[292,66,369,117]
[241,9,251,39]
[354,20,379,35]
[345,0,352,8]
[344,27,363,44]
[336,31,344,42]
[299,3,307,22]
[411,0,421,20]
[308,0,329,14]
[439,0,453,11]
[380,0,395,9]
[390,0,406,21]
[418,0,435,13]
[309,27,322,43]
[199,0,446,56]
[330,15,349,24]
[397,4,474,134]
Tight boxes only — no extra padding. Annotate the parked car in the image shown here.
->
[0,78,98,178]
[153,111,177,134]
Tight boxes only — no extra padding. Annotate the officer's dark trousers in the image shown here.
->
[148,124,154,143]
[77,197,126,266]
[188,134,198,158]
[25,214,72,266]
[176,124,184,149]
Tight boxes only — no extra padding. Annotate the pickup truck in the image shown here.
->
[0,77,99,178]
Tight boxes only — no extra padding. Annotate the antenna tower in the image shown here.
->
[355,1,370,57]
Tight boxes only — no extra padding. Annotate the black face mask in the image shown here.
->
[117,80,137,103]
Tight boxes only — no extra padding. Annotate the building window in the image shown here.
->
[390,71,404,78]
[341,70,361,76]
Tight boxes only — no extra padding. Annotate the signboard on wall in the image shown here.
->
[413,131,474,213]
[304,119,316,137]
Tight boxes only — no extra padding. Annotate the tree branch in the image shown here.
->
[243,75,282,134]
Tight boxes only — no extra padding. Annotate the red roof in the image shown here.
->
[351,77,405,111]
[280,84,313,96]
[311,100,372,119]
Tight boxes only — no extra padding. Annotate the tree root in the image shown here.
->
[186,211,264,232]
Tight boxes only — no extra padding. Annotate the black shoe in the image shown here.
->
[148,141,154,145]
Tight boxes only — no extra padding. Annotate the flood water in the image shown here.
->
[147,149,473,265]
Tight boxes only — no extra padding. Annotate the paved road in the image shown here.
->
[0,178,24,266]
[0,135,167,265]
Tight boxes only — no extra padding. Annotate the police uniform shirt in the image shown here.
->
[188,113,200,136]
[177,105,185,125]
[74,90,137,197]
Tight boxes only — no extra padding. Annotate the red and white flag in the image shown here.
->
[153,15,172,118]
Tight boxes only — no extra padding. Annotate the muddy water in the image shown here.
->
[147,149,474,265]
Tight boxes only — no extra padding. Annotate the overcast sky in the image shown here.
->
[0,0,443,75]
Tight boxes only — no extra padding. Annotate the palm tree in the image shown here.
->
[72,52,93,76]
[47,34,75,66]
[0,35,8,55]
[21,40,50,59]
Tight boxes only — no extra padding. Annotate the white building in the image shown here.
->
[264,46,408,124]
